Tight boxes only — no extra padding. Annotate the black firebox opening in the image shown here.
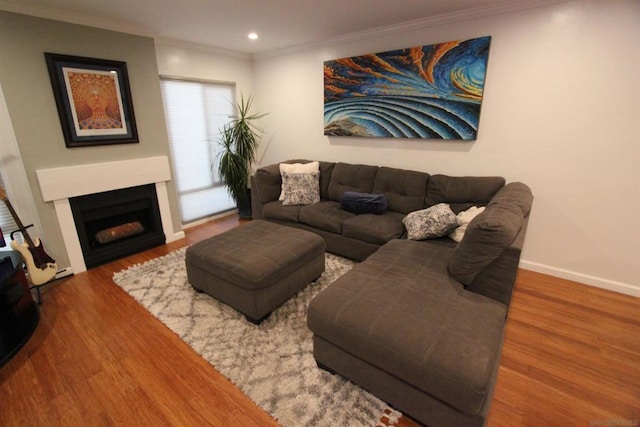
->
[70,184,166,269]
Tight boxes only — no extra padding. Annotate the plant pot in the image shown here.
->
[237,188,252,219]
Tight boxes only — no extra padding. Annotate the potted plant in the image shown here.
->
[218,94,267,219]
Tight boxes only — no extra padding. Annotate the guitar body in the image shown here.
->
[11,238,58,286]
[1,185,57,287]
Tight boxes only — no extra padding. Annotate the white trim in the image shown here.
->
[520,260,640,298]
[0,85,45,240]
[37,156,172,201]
[53,198,84,275]
[156,180,185,242]
[0,0,154,38]
[154,38,250,60]
[35,156,183,274]
[253,0,571,59]
[1,0,569,59]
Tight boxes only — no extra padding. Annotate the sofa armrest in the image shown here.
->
[464,217,528,307]
[253,163,283,204]
[448,182,533,306]
[250,174,265,220]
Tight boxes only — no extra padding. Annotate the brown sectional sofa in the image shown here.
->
[250,160,533,427]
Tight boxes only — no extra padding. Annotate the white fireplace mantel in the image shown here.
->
[36,156,184,274]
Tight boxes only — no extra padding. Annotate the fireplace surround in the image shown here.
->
[36,156,184,274]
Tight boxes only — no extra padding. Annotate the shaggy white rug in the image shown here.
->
[113,248,401,427]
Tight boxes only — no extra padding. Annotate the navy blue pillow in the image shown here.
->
[340,191,388,215]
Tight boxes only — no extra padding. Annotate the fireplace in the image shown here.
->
[35,156,184,275]
[69,184,166,269]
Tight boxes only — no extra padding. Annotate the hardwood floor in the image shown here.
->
[0,214,638,426]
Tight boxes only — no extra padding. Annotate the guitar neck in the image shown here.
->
[1,197,37,248]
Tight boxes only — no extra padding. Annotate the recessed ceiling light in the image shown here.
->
[248,33,258,40]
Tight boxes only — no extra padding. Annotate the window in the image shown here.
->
[0,84,33,249]
[160,78,236,223]
[0,170,20,248]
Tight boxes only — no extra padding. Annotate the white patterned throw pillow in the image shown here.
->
[403,203,459,240]
[281,171,320,205]
[279,161,320,201]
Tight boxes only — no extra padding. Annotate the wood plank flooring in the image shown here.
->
[0,214,638,426]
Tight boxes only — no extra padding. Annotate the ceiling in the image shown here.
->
[2,0,554,55]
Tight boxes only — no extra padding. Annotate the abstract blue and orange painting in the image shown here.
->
[324,36,491,140]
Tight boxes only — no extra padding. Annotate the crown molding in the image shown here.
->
[0,0,155,38]
[0,0,250,59]
[1,0,569,60]
[154,38,251,60]
[253,0,570,60]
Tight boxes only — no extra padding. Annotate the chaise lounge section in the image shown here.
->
[251,160,533,426]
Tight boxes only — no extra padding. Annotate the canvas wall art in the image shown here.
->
[324,36,491,140]
[45,53,138,147]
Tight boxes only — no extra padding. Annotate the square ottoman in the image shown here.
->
[185,220,326,323]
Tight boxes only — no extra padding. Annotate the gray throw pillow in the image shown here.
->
[403,203,459,240]
[281,171,320,205]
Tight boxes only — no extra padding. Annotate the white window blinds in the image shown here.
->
[160,78,236,223]
[0,170,20,246]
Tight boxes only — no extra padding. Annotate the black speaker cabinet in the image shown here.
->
[0,251,39,368]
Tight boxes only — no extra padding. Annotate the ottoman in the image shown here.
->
[185,220,326,323]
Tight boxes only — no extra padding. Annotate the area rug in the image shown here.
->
[112,248,401,427]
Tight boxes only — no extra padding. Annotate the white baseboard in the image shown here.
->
[54,266,74,280]
[168,230,186,242]
[182,209,238,229]
[519,260,639,297]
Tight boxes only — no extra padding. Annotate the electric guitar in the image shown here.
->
[0,186,57,286]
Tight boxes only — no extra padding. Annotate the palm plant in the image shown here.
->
[218,94,267,217]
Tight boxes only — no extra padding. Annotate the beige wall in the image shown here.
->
[155,40,254,94]
[252,0,640,295]
[2,1,639,296]
[0,11,181,267]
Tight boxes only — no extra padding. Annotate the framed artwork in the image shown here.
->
[324,36,491,140]
[44,53,138,147]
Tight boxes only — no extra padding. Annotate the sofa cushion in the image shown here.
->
[342,211,405,245]
[262,201,302,222]
[307,239,507,416]
[426,175,505,213]
[299,201,355,234]
[403,203,459,240]
[448,183,532,285]
[327,163,378,202]
[340,191,388,215]
[281,171,320,205]
[372,167,429,214]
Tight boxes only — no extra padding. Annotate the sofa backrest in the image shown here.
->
[326,163,378,202]
[317,161,336,199]
[372,167,430,214]
[254,161,511,218]
[425,175,505,213]
[253,159,336,203]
